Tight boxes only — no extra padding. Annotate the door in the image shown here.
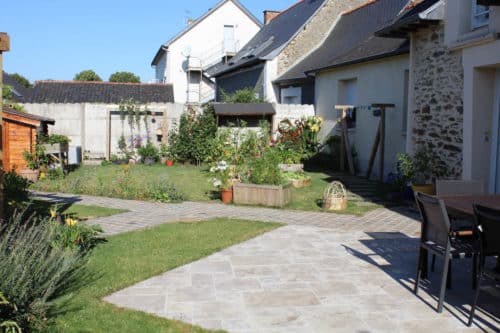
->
[224,25,235,54]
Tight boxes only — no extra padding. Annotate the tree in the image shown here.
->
[74,70,102,82]
[109,71,140,83]
[10,73,32,88]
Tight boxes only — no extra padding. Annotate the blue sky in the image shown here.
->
[0,0,294,83]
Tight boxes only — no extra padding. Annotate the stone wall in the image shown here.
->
[277,0,366,75]
[411,23,464,177]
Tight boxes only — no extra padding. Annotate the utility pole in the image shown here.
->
[0,32,10,220]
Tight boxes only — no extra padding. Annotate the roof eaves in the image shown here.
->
[375,0,443,38]
[305,47,409,75]
[151,45,168,66]
[212,57,263,77]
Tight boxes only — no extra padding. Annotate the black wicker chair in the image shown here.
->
[469,204,500,326]
[414,192,479,313]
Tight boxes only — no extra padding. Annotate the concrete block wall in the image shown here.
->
[22,102,186,159]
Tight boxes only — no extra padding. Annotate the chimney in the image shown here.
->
[263,10,281,24]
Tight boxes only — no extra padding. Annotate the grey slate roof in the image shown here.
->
[151,0,262,66]
[208,0,328,77]
[2,71,32,102]
[3,107,55,124]
[276,0,410,83]
[214,103,276,115]
[27,81,175,104]
[375,0,443,38]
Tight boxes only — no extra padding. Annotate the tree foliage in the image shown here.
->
[109,71,140,83]
[169,105,217,165]
[10,73,32,88]
[221,88,264,103]
[73,70,102,82]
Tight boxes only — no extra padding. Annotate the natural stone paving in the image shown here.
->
[105,225,499,332]
[33,192,499,332]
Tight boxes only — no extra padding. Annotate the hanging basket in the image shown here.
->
[323,181,348,210]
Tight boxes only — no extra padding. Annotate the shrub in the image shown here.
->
[220,88,264,103]
[276,116,322,162]
[137,142,159,163]
[245,148,284,185]
[49,208,104,252]
[0,213,84,331]
[169,105,217,165]
[3,172,31,215]
[0,291,22,333]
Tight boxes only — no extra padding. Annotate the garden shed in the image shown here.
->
[213,103,275,128]
[2,108,54,172]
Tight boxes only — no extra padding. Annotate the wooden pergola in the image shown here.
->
[0,32,10,219]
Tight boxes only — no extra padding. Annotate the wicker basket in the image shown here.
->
[323,181,348,210]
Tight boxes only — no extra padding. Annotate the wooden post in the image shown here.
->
[366,120,381,179]
[371,104,394,182]
[335,105,355,175]
[105,110,111,160]
[0,32,10,220]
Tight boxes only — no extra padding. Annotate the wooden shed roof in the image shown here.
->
[3,108,55,126]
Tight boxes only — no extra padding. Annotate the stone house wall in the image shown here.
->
[277,0,366,75]
[411,23,464,178]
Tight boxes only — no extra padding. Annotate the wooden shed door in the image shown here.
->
[2,121,10,171]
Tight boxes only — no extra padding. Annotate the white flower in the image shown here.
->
[213,180,222,187]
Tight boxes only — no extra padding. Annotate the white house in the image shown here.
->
[379,0,500,192]
[151,0,261,104]
[285,0,410,179]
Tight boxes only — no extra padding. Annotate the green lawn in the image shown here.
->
[54,218,280,333]
[34,164,380,215]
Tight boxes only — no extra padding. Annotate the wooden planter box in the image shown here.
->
[19,169,39,182]
[233,182,292,208]
[291,178,312,188]
[42,142,69,154]
[278,163,304,172]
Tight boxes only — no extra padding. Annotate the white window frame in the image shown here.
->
[471,1,489,29]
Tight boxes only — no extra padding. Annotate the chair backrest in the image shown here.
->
[436,179,484,196]
[415,192,451,249]
[473,204,500,257]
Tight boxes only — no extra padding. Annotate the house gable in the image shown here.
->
[151,0,262,66]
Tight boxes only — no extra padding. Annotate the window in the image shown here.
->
[281,86,302,105]
[471,1,489,29]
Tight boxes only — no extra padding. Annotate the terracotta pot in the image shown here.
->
[166,160,174,167]
[220,187,233,204]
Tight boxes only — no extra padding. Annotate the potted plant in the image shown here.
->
[234,148,292,207]
[398,146,449,195]
[137,142,159,165]
[209,160,234,203]
[20,144,47,182]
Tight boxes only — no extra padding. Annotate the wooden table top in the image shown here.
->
[438,194,500,218]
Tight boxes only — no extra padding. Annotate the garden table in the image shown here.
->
[439,194,500,219]
[439,194,500,271]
